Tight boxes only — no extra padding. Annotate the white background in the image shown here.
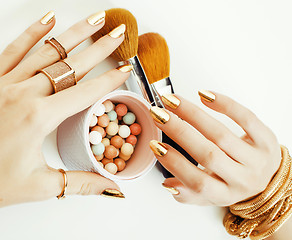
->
[0,0,291,240]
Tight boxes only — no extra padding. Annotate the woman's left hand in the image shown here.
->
[149,90,281,206]
[0,11,130,207]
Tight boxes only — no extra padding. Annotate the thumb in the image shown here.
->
[45,168,125,199]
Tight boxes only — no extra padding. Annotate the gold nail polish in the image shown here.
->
[198,90,215,102]
[150,106,170,124]
[149,140,168,157]
[162,94,181,109]
[108,24,126,38]
[117,64,133,73]
[162,183,180,195]
[101,189,125,199]
[40,11,55,25]
[87,11,105,26]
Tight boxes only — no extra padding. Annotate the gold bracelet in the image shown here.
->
[224,145,292,240]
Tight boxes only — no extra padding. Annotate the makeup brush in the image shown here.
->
[138,32,198,178]
[91,8,160,106]
[138,33,173,104]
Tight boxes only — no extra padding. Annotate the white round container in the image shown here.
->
[57,90,161,181]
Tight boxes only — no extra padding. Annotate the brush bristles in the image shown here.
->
[138,33,170,84]
[91,8,138,61]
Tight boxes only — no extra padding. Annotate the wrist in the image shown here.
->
[224,145,292,239]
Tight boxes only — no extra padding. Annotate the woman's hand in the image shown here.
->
[149,90,281,206]
[0,11,130,207]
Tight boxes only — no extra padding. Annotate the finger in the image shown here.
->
[41,67,130,133]
[198,90,275,149]
[241,134,254,145]
[64,30,125,79]
[41,168,124,198]
[24,26,125,96]
[150,107,241,182]
[10,11,106,81]
[0,11,55,77]
[162,178,211,205]
[161,94,254,162]
[150,140,230,204]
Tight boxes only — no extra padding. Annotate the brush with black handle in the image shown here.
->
[138,33,198,178]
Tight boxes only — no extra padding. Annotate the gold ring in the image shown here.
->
[56,168,68,199]
[38,60,77,93]
[45,37,67,60]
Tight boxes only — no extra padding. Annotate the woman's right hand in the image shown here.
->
[149,91,281,206]
[0,10,130,207]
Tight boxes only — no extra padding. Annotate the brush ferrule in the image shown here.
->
[151,77,174,107]
[119,56,162,107]
[150,85,165,108]
[151,77,174,96]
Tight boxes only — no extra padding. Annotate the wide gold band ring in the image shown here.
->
[45,37,67,60]
[39,60,77,93]
[56,169,68,199]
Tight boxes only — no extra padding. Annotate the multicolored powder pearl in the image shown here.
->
[107,110,117,121]
[92,143,105,156]
[123,112,136,125]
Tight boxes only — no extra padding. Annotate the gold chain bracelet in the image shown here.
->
[223,145,292,240]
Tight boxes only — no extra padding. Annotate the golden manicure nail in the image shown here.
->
[162,94,181,109]
[162,183,180,195]
[149,140,168,157]
[108,24,126,38]
[87,11,105,26]
[101,189,125,199]
[198,90,215,102]
[150,106,170,124]
[117,64,133,73]
[40,10,55,25]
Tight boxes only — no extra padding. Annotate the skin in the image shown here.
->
[0,12,130,207]
[0,11,289,240]
[152,93,291,239]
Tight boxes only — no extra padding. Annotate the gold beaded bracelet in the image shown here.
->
[223,145,292,240]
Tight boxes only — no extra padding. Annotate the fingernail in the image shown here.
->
[149,140,168,157]
[162,94,181,109]
[108,24,126,38]
[162,183,180,195]
[87,11,105,26]
[198,90,215,102]
[40,10,55,25]
[150,106,170,124]
[101,189,125,199]
[117,64,133,73]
